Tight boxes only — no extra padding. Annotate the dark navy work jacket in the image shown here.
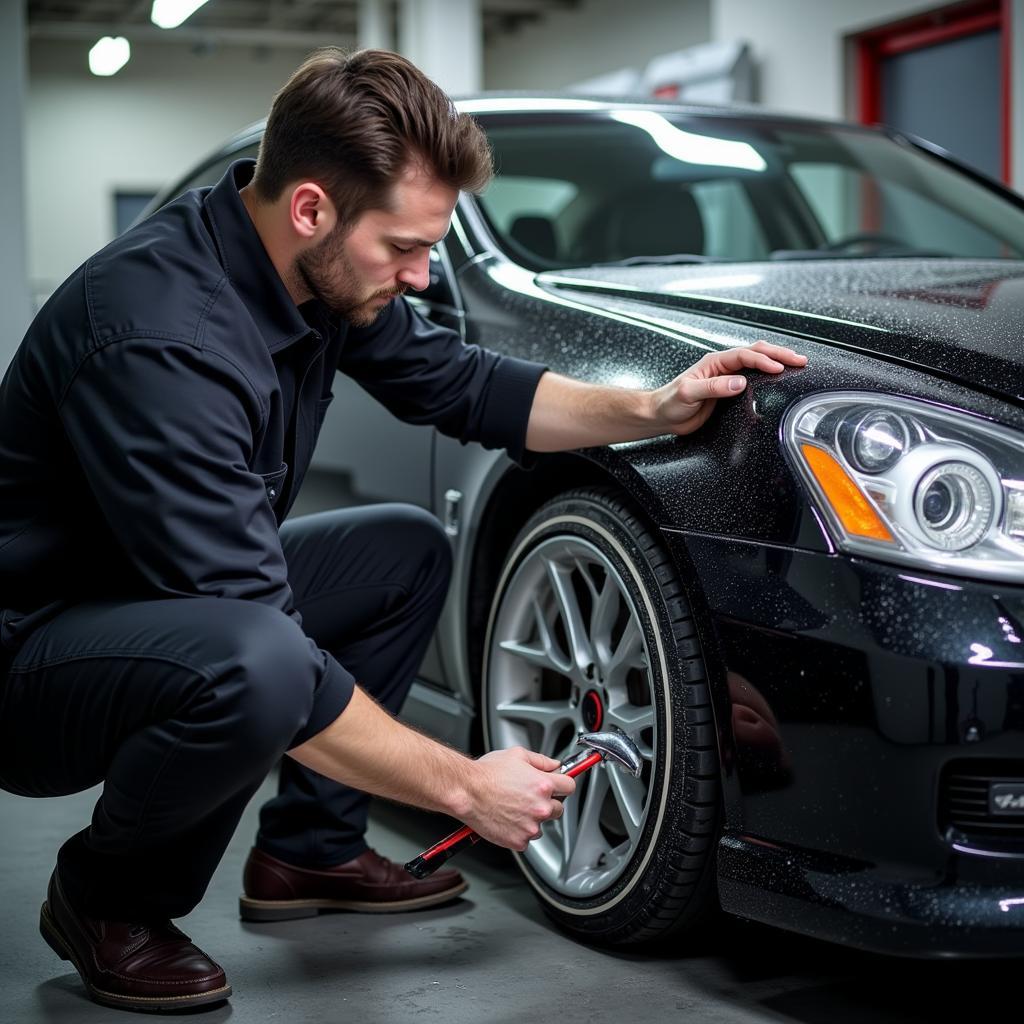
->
[0,160,546,690]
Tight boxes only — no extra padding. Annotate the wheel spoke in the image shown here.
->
[608,765,646,843]
[493,698,573,753]
[605,616,646,683]
[498,595,572,676]
[591,574,621,668]
[606,702,655,735]
[545,556,593,670]
[497,638,565,674]
[573,555,600,603]
[605,703,656,760]
[558,783,580,873]
[566,767,610,878]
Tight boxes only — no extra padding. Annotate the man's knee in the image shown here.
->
[202,602,319,754]
[390,505,452,593]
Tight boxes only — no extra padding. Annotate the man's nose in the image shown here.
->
[397,250,431,292]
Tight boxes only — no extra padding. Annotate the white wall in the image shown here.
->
[27,40,316,302]
[710,0,1024,190]
[1,2,31,369]
[711,0,933,120]
[483,0,711,90]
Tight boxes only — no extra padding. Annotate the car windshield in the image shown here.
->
[474,110,1024,269]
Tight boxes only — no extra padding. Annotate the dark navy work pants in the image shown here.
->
[0,504,451,921]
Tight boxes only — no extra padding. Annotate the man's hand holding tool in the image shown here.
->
[406,732,644,878]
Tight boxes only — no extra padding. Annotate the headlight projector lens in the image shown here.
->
[849,410,908,473]
[913,461,994,550]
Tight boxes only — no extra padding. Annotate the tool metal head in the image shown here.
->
[577,731,643,777]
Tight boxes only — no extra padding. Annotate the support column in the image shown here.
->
[0,0,31,370]
[358,0,393,51]
[399,0,481,94]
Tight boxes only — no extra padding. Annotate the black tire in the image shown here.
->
[481,487,721,946]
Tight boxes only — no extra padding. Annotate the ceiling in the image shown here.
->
[27,0,581,48]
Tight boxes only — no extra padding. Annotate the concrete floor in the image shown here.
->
[1,472,1013,1022]
[2,780,1014,1024]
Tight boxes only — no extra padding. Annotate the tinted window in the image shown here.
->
[475,113,1024,268]
[159,144,260,208]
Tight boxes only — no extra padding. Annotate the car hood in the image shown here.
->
[537,259,1024,404]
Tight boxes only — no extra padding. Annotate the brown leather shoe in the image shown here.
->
[39,871,231,1013]
[239,846,468,921]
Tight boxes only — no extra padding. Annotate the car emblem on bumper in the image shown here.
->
[990,783,1024,814]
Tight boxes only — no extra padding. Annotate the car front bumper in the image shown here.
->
[665,528,1024,958]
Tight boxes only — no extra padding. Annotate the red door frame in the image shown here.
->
[855,0,1011,182]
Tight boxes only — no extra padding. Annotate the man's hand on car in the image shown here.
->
[653,340,808,436]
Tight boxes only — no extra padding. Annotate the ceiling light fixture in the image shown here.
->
[88,36,131,76]
[151,0,212,30]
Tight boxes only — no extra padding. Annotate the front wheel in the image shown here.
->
[482,488,721,945]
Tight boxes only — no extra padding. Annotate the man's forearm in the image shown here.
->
[525,343,807,453]
[287,686,476,820]
[525,372,658,451]
[286,686,576,850]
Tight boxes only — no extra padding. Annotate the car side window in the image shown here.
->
[790,161,1014,257]
[478,175,579,264]
[167,145,260,203]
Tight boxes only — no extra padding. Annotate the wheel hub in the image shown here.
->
[581,689,604,731]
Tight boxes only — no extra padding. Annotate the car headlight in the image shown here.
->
[785,392,1024,581]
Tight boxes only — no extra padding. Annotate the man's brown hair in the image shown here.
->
[252,48,492,230]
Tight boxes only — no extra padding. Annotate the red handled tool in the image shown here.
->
[404,730,642,879]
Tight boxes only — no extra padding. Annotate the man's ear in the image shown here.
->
[288,182,336,241]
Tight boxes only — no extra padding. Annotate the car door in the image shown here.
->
[312,246,463,510]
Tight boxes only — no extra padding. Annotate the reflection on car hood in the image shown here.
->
[538,259,1024,404]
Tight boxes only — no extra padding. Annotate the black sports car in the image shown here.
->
[152,96,1024,958]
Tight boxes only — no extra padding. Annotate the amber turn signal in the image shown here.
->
[800,444,894,542]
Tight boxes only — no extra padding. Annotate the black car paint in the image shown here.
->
[440,193,1024,956]
[540,260,1024,404]
[152,102,1024,957]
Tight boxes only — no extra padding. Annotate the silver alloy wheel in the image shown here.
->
[486,535,656,897]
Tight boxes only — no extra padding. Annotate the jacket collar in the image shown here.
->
[203,159,317,354]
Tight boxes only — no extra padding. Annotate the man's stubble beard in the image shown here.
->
[294,226,405,327]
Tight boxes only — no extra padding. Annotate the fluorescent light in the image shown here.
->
[88,37,131,77]
[151,0,211,29]
[610,110,766,172]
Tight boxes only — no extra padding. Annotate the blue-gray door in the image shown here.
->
[881,29,1001,179]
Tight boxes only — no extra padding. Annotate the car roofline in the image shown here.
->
[222,96,886,134]
[450,92,882,131]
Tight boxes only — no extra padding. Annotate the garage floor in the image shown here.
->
[1,473,1010,1022]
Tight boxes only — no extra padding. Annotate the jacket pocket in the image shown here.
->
[258,463,288,509]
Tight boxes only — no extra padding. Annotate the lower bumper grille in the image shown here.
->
[940,759,1024,844]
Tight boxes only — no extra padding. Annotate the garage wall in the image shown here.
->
[483,0,711,90]
[710,1,959,117]
[26,40,315,304]
[1,2,31,368]
[711,0,1024,190]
